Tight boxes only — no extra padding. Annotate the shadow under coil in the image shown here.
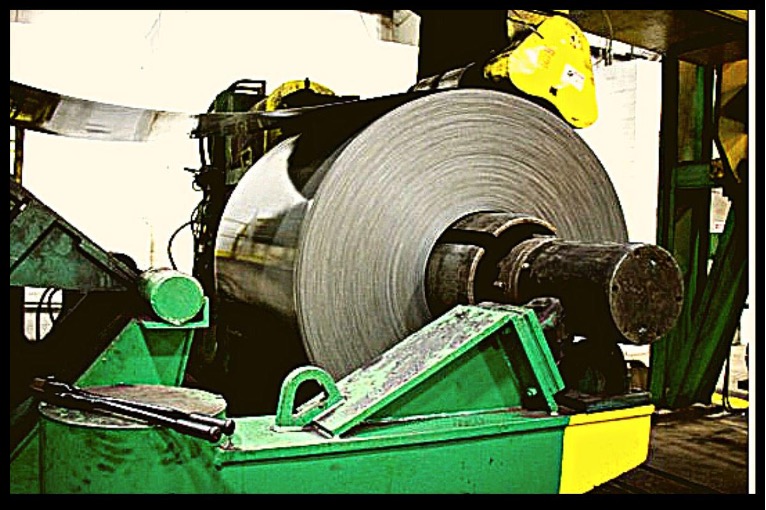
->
[215,88,628,380]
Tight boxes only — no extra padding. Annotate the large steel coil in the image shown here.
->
[215,88,628,390]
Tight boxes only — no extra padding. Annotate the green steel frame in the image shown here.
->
[650,53,748,408]
[10,308,208,494]
[16,304,581,494]
[10,178,137,291]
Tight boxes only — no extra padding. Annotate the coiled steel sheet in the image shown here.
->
[215,88,628,381]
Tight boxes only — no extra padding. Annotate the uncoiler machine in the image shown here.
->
[10,11,689,494]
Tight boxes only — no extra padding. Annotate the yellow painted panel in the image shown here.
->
[706,10,748,23]
[559,405,654,494]
[711,392,748,410]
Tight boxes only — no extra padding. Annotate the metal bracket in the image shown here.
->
[274,366,343,430]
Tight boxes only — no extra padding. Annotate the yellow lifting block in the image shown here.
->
[486,14,598,128]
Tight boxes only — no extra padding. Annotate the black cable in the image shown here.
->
[167,181,209,271]
[197,96,216,170]
[167,220,193,271]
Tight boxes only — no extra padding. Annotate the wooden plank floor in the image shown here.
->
[590,406,750,494]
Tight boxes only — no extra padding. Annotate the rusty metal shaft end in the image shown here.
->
[496,237,684,345]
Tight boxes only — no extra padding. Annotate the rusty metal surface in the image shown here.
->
[448,212,557,239]
[498,238,684,345]
[426,212,557,314]
[426,243,485,316]
[609,244,685,345]
[496,236,554,303]
[39,385,227,429]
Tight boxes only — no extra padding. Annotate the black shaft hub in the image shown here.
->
[426,211,684,346]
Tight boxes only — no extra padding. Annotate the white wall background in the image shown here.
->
[10,10,419,273]
[578,58,663,244]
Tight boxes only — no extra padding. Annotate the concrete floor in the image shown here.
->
[595,342,752,494]
[592,405,749,494]
[621,343,750,398]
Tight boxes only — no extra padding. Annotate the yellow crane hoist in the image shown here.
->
[485,11,598,128]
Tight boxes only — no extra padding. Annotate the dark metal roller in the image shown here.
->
[216,88,628,381]
[425,212,557,316]
[496,237,684,345]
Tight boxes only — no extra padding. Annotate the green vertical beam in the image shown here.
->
[672,58,748,404]
[11,126,26,386]
[651,59,715,408]
[649,53,679,405]
[668,64,713,407]
[9,126,32,493]
[651,55,747,409]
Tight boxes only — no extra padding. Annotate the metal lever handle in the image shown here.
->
[47,391,223,443]
[30,377,230,442]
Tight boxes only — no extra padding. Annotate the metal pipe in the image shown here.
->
[137,269,205,325]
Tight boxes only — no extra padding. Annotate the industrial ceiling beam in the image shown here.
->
[568,10,748,65]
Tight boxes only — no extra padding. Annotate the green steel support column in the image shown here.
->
[663,64,714,406]
[674,57,748,405]
[651,54,747,408]
[10,127,26,382]
[9,128,31,494]
[651,59,715,408]
[650,52,679,405]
